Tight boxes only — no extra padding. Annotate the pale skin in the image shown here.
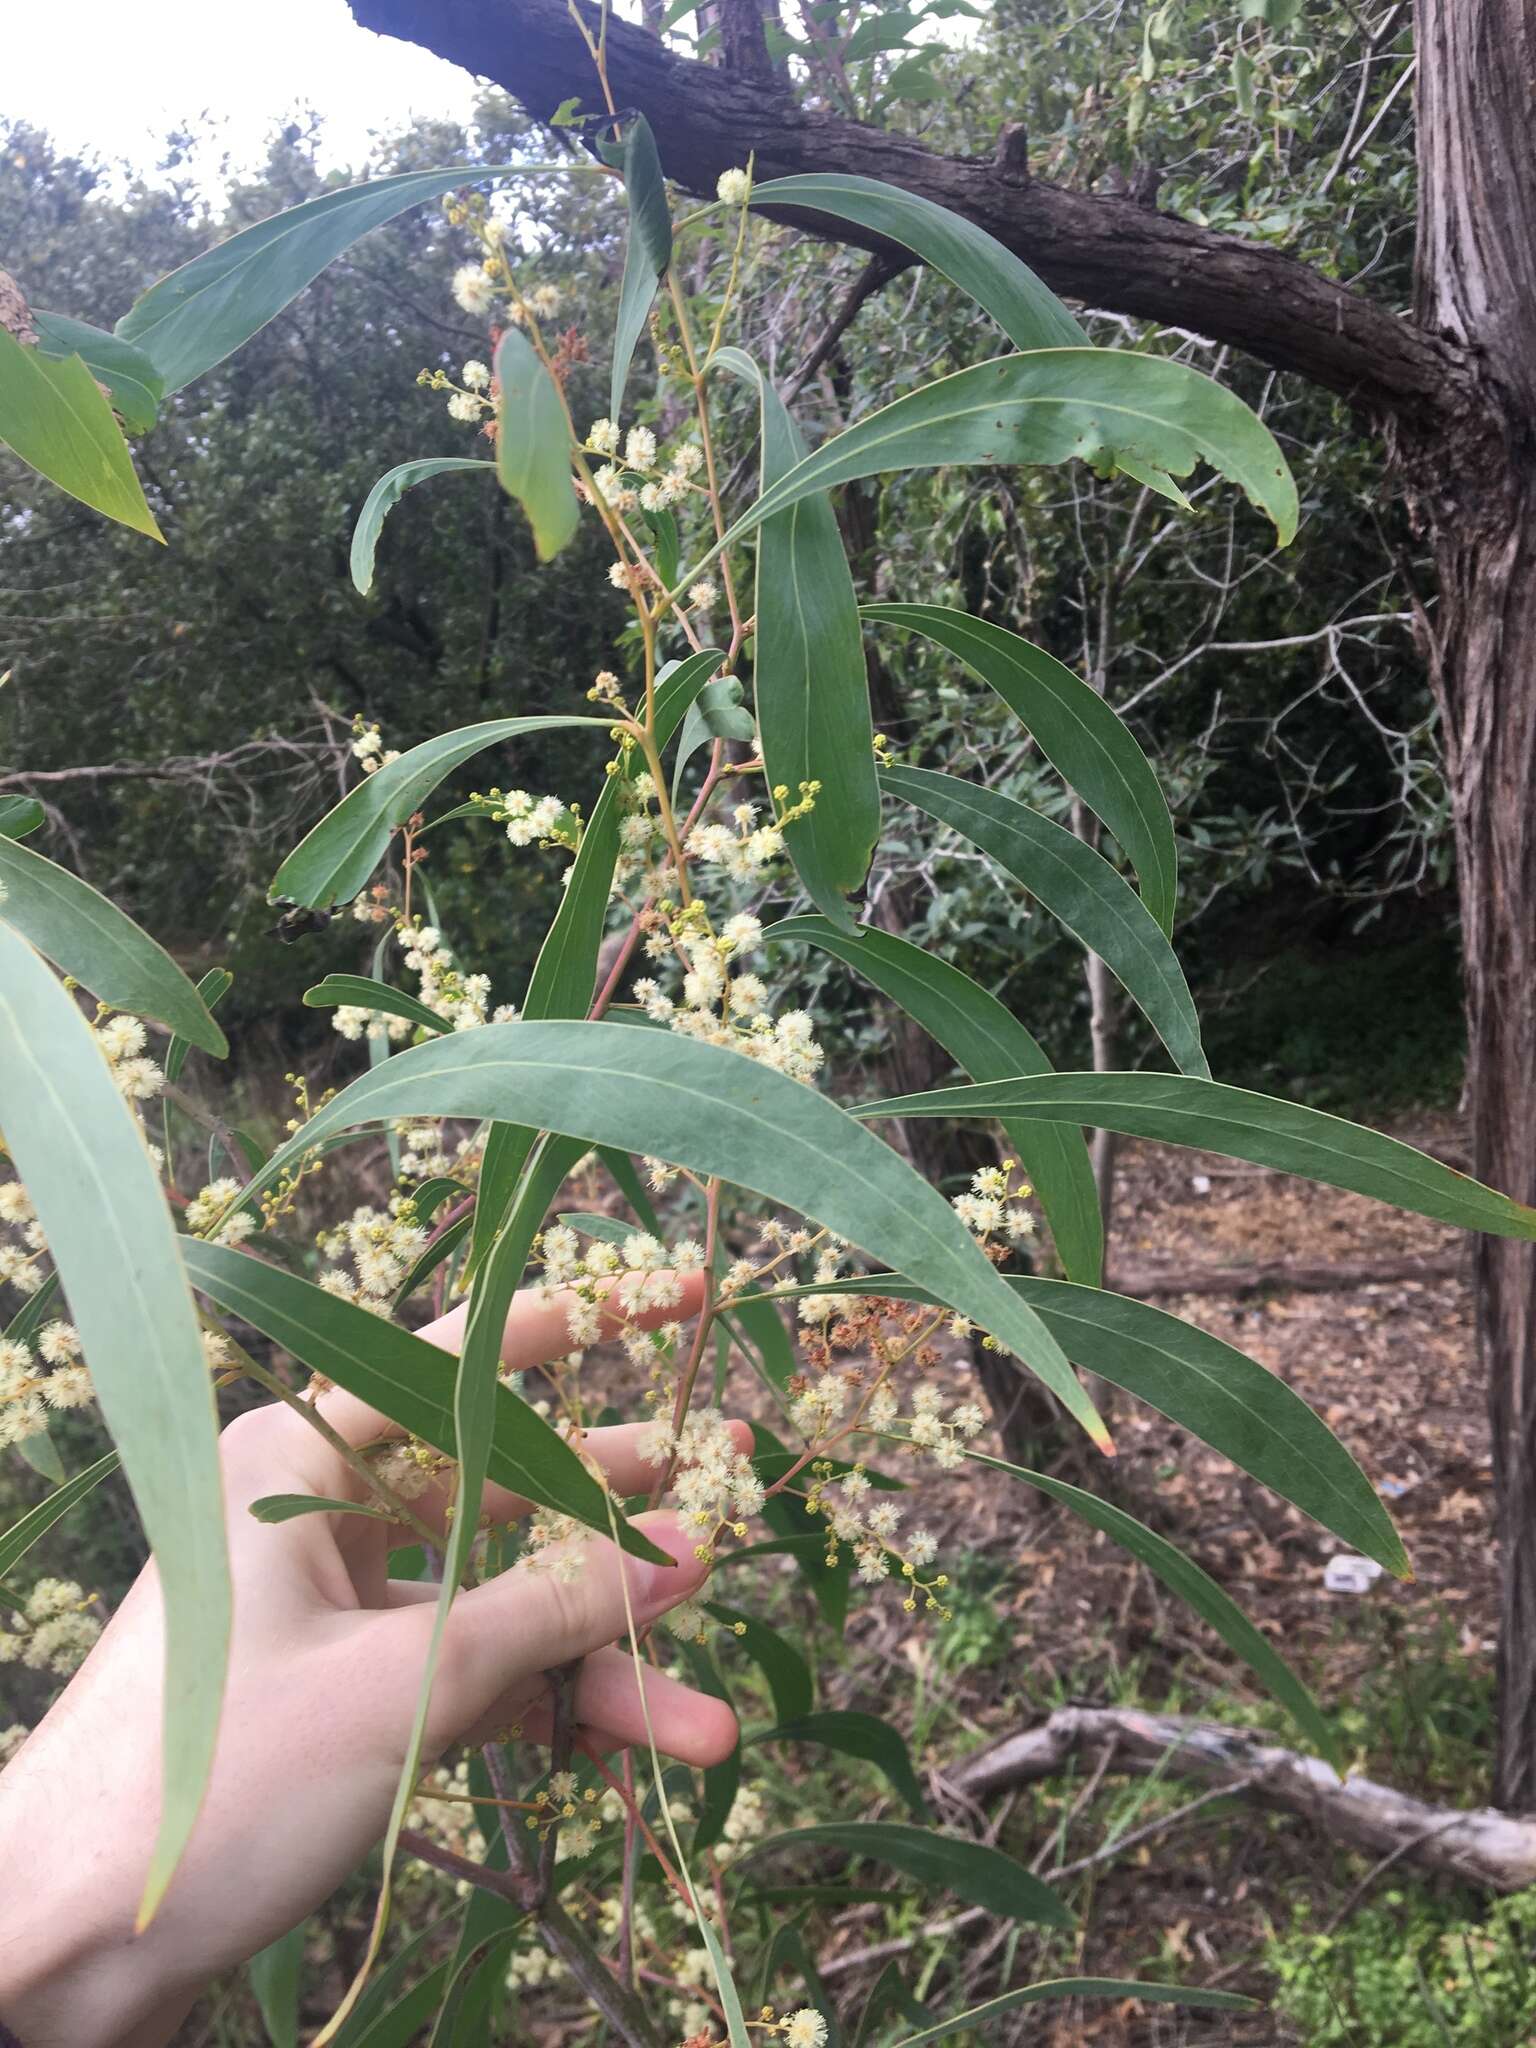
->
[0,1270,738,2048]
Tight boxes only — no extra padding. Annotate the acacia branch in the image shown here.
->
[347,0,1463,429]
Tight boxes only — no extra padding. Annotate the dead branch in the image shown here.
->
[952,1706,1536,1892]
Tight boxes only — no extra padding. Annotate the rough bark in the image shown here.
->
[951,1706,1536,1893]
[1409,0,1536,1815]
[348,0,1463,425]
[347,0,1536,1808]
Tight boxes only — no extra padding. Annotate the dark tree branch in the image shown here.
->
[347,0,1465,430]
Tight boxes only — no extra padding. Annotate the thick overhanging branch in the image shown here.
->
[348,0,1463,431]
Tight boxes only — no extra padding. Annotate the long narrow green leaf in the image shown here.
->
[890,1978,1257,2045]
[708,1601,814,1721]
[749,1821,1070,1924]
[750,173,1083,351]
[969,1448,1339,1763]
[0,922,230,1921]
[304,973,448,1036]
[180,1239,666,1562]
[696,350,1299,586]
[116,166,585,394]
[610,112,672,419]
[351,458,492,596]
[768,915,1102,1283]
[495,329,579,562]
[271,714,606,909]
[856,1070,1536,1240]
[0,1449,120,1577]
[236,1021,1112,1450]
[466,650,725,1276]
[165,968,233,1085]
[0,835,227,1053]
[755,1710,929,1819]
[880,764,1207,1077]
[249,1923,306,2048]
[714,346,880,932]
[31,310,164,433]
[770,1267,1403,1574]
[0,327,162,539]
[862,603,1177,934]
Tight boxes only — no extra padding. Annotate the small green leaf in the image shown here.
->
[238,1021,1112,1450]
[0,922,230,1922]
[0,327,162,538]
[351,458,493,596]
[880,764,1207,1077]
[889,1978,1257,2046]
[31,311,164,433]
[755,1710,929,1819]
[970,1448,1339,1764]
[0,797,44,840]
[304,974,448,1037]
[180,1239,668,1563]
[165,969,233,1086]
[271,713,606,909]
[495,328,579,562]
[855,1070,1536,1240]
[768,916,1102,1284]
[862,603,1177,935]
[749,174,1082,352]
[714,347,880,933]
[709,1602,814,1722]
[610,112,673,419]
[0,835,227,1053]
[749,1821,1071,1924]
[249,1923,306,2048]
[249,1494,398,1525]
[0,1449,120,1577]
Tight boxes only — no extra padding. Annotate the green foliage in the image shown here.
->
[0,323,160,537]
[1270,1889,1536,2047]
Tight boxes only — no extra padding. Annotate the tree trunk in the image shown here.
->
[1412,0,1536,1814]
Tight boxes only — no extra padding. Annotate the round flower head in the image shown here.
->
[452,263,496,316]
[717,167,752,205]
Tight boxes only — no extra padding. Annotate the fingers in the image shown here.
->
[312,1267,710,1458]
[458,1646,738,1766]
[384,1511,713,1753]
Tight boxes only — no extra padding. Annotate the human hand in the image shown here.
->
[0,1271,738,2048]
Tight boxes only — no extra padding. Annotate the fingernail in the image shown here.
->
[628,1512,702,1608]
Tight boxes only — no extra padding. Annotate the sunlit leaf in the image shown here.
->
[0,921,230,1921]
[0,326,162,538]
[495,328,579,562]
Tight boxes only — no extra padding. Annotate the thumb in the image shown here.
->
[393,1512,710,1751]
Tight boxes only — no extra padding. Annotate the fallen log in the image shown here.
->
[950,1706,1536,1892]
[1108,1251,1464,1298]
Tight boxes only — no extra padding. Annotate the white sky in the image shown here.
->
[9,0,484,190]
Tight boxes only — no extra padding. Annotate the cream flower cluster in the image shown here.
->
[332,919,515,1043]
[0,1577,101,1676]
[0,1322,93,1449]
[632,911,825,1085]
[586,420,705,516]
[501,789,568,848]
[0,1179,45,1301]
[94,1012,165,1105]
[350,721,400,775]
[951,1161,1036,1241]
[318,1199,430,1313]
[184,1178,256,1248]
